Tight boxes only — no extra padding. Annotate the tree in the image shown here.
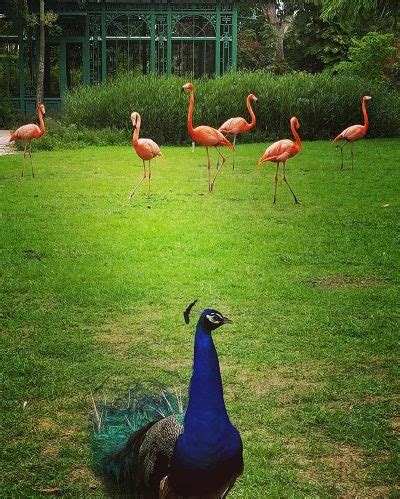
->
[260,1,296,73]
[36,0,45,107]
[2,1,58,107]
[321,0,400,30]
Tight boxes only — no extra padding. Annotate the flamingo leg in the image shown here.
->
[211,147,226,191]
[273,163,279,206]
[148,160,151,198]
[29,143,34,178]
[283,162,300,204]
[339,142,347,171]
[206,147,211,192]
[232,135,236,170]
[130,160,147,199]
[351,142,354,170]
[21,143,27,178]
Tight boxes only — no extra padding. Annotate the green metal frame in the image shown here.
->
[6,0,237,113]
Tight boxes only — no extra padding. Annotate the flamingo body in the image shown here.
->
[257,117,302,206]
[218,94,257,169]
[133,138,162,161]
[130,112,162,200]
[219,117,249,136]
[191,125,234,150]
[260,139,299,164]
[182,82,234,192]
[333,124,365,143]
[9,124,42,143]
[9,104,46,178]
[332,96,372,170]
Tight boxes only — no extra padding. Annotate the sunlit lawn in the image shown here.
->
[1,139,399,497]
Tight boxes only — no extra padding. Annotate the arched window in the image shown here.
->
[171,15,216,77]
[106,15,151,76]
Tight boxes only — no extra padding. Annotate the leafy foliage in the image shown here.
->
[286,4,353,72]
[333,32,398,81]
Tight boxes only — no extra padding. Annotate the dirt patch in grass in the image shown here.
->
[95,307,164,359]
[41,441,60,459]
[392,416,400,433]
[295,439,394,498]
[36,418,59,432]
[222,362,322,406]
[69,466,101,490]
[308,275,386,288]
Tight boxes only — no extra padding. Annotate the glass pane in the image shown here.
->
[172,40,215,78]
[44,44,60,97]
[66,43,83,89]
[106,40,150,76]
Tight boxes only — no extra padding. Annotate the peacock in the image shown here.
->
[91,301,244,498]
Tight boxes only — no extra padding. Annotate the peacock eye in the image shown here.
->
[206,314,220,324]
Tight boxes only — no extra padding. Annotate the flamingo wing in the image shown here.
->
[264,139,294,159]
[9,124,40,142]
[137,138,161,159]
[192,126,232,149]
[334,124,364,143]
[218,117,248,135]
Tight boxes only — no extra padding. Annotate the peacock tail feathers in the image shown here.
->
[90,384,186,490]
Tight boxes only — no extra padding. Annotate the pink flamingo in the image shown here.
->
[257,117,302,206]
[181,82,234,192]
[9,104,46,178]
[130,112,162,200]
[333,95,372,170]
[218,93,258,170]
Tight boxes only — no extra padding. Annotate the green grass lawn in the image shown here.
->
[1,139,399,497]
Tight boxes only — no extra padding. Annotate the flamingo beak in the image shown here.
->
[181,86,185,93]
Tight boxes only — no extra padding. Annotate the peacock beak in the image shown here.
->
[222,316,233,324]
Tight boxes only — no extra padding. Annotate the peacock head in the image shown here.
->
[184,300,232,332]
[181,82,194,94]
[201,309,233,331]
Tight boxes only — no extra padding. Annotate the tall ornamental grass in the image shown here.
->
[39,71,400,149]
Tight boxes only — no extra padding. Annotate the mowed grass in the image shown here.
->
[0,139,399,497]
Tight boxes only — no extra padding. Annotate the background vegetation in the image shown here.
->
[20,70,400,151]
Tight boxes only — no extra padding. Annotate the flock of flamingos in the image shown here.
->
[9,82,372,205]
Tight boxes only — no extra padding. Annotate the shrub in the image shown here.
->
[33,71,400,150]
[0,95,19,128]
[333,32,397,81]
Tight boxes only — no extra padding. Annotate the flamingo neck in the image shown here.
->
[362,99,369,131]
[291,120,302,151]
[132,115,141,147]
[38,108,45,137]
[246,96,256,130]
[187,88,195,137]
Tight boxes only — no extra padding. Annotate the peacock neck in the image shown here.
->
[290,119,302,151]
[132,115,141,147]
[38,108,45,137]
[246,96,256,130]
[362,99,369,131]
[187,89,195,137]
[184,321,229,429]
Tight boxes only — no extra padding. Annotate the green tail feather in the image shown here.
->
[90,384,185,490]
